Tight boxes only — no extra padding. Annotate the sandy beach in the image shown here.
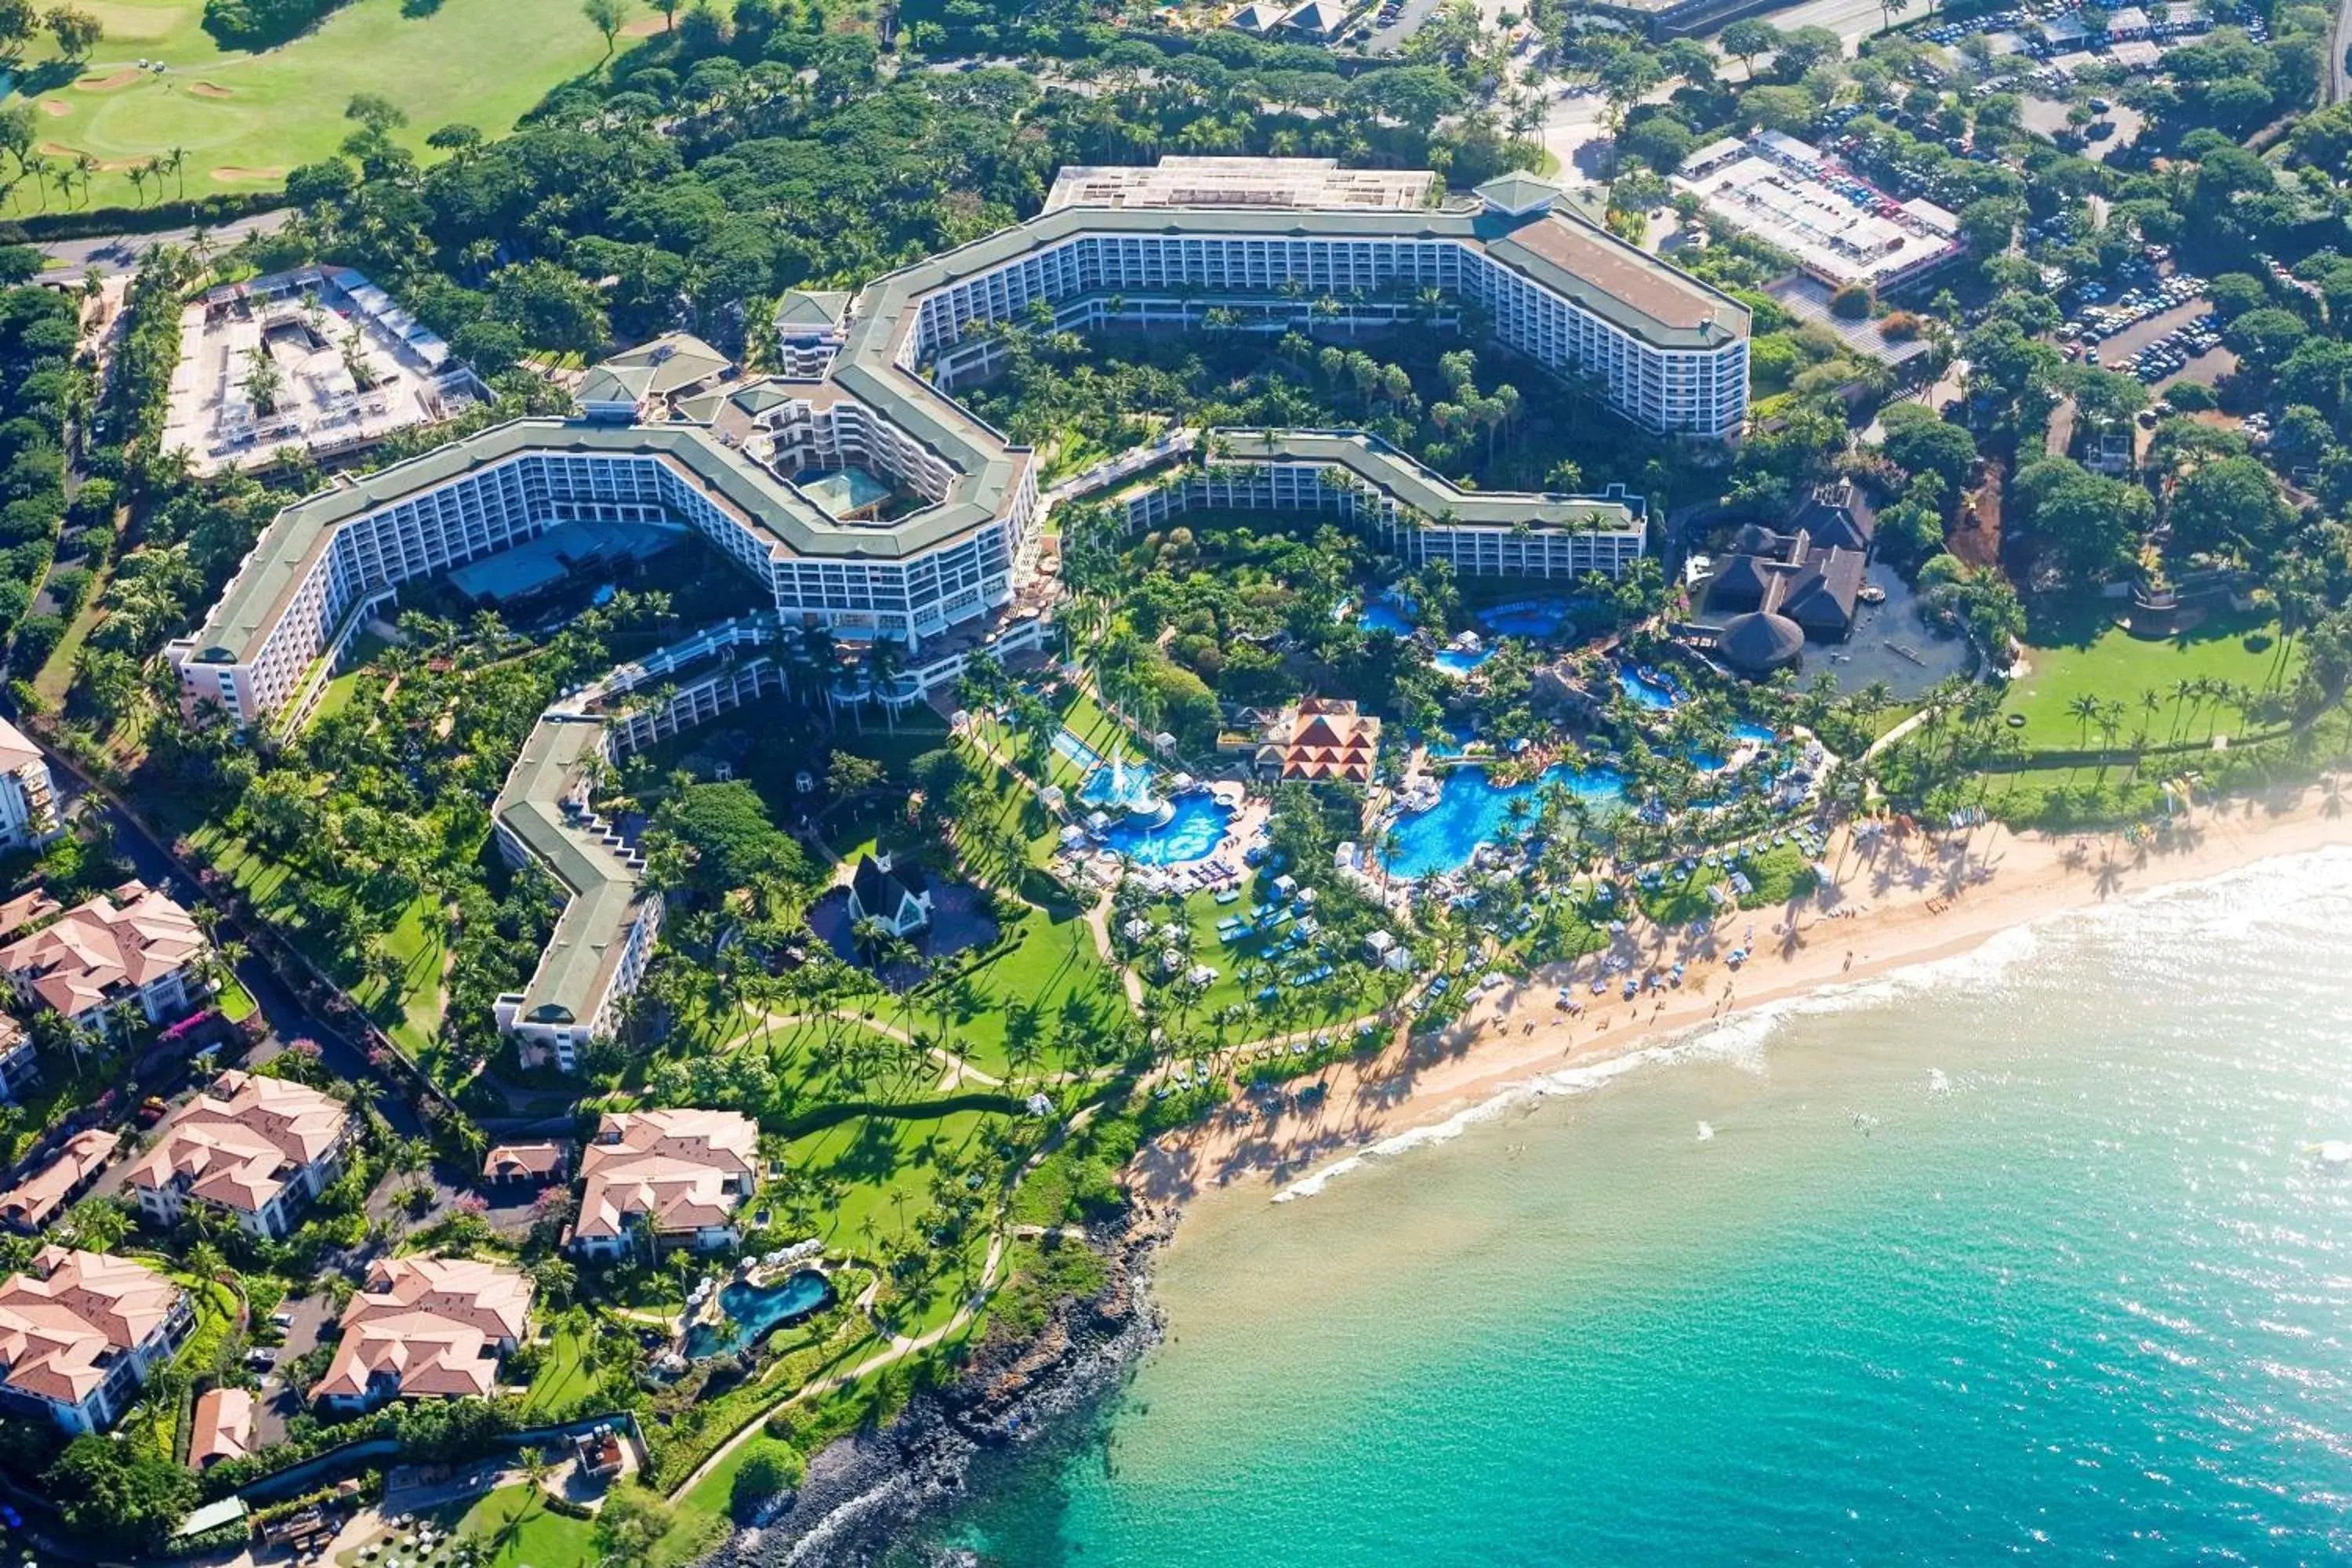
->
[1127,780,2352,1221]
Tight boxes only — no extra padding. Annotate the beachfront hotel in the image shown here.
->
[168,158,1747,731]
[568,1109,760,1259]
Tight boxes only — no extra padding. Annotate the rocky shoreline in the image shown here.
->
[702,1208,1172,1568]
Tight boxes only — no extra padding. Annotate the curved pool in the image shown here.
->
[1359,601,1417,637]
[1100,790,1232,866]
[684,1270,833,1359]
[1615,666,1685,710]
[1380,764,1627,879]
[1433,646,1494,676]
[1479,599,1574,639]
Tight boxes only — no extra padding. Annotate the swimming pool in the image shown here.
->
[1379,764,1626,879]
[1616,666,1684,710]
[1479,600,1573,639]
[1359,601,1417,637]
[1687,722,1782,772]
[1432,646,1494,675]
[684,1271,833,1359]
[1101,790,1232,866]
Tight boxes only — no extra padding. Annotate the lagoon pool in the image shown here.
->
[1616,666,1684,710]
[1077,754,1159,812]
[1380,764,1626,879]
[1101,791,1232,866]
[1687,723,1783,772]
[1432,646,1493,676]
[1359,601,1417,637]
[684,1271,833,1359]
[1479,599,1573,639]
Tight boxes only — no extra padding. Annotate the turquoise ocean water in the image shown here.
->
[913,850,2352,1566]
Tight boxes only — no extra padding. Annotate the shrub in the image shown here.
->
[1829,283,1874,320]
[1879,310,1922,340]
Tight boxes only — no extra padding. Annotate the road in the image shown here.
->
[37,208,292,280]
[2336,0,2352,103]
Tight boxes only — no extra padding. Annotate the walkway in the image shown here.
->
[737,1005,1006,1089]
[662,1229,1008,1504]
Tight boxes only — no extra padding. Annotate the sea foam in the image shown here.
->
[1271,848,2352,1206]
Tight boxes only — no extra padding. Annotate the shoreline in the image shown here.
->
[1128,779,2352,1225]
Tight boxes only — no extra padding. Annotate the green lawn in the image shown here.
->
[521,1321,594,1418]
[2003,608,2298,754]
[5,0,615,212]
[185,821,444,1054]
[781,1107,1007,1258]
[448,1484,597,1568]
[929,902,1125,1078]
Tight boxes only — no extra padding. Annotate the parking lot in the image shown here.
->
[2058,270,2228,385]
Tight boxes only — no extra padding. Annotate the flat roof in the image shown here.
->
[1216,429,1642,530]
[187,168,1744,669]
[492,714,645,1027]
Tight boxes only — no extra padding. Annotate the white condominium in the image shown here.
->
[0,880,209,1037]
[570,1108,759,1258]
[169,159,1746,728]
[0,718,57,853]
[0,1247,193,1435]
[312,1255,533,1410]
[125,1068,358,1240]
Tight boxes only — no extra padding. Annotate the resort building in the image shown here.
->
[1044,158,1435,212]
[1118,431,1650,583]
[161,265,485,477]
[0,717,60,854]
[570,1109,759,1259]
[0,1014,39,1103]
[0,1247,193,1436]
[168,159,1744,731]
[0,1128,120,1233]
[124,1069,358,1240]
[1263,699,1382,784]
[482,1141,569,1187]
[1676,136,1965,293]
[312,1256,533,1412]
[0,881,210,1039]
[848,853,933,938]
[189,1386,256,1469]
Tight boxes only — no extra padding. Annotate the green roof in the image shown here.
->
[1473,171,1560,215]
[492,713,645,1027]
[1212,429,1642,530]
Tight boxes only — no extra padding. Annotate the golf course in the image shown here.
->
[2,0,627,213]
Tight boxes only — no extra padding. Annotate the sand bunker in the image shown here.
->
[211,166,285,182]
[74,69,143,93]
[38,100,67,117]
[620,15,667,34]
[189,82,234,100]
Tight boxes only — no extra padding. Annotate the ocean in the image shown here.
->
[909,849,2352,1566]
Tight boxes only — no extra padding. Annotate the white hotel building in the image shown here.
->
[169,161,1748,731]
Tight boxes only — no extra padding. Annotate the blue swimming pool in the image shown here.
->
[1480,599,1573,639]
[1076,753,1159,811]
[1432,646,1493,675]
[1100,790,1232,866]
[1359,601,1417,637]
[684,1271,833,1359]
[1616,666,1684,710]
[1687,722,1782,772]
[1380,764,1627,879]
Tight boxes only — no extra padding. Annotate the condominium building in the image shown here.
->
[0,1247,193,1435]
[0,881,209,1038]
[0,718,60,854]
[169,161,1745,730]
[0,1014,38,1103]
[125,1069,358,1240]
[312,1256,532,1412]
[570,1109,759,1259]
[0,1127,120,1232]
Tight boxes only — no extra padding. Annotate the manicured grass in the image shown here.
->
[674,1435,795,1541]
[2002,608,2297,754]
[521,1321,594,1417]
[931,902,1125,1077]
[6,0,614,210]
[780,1107,1006,1258]
[185,821,445,1053]
[216,974,258,1022]
[450,1483,598,1568]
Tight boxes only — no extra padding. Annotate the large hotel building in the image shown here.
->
[169,159,1749,730]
